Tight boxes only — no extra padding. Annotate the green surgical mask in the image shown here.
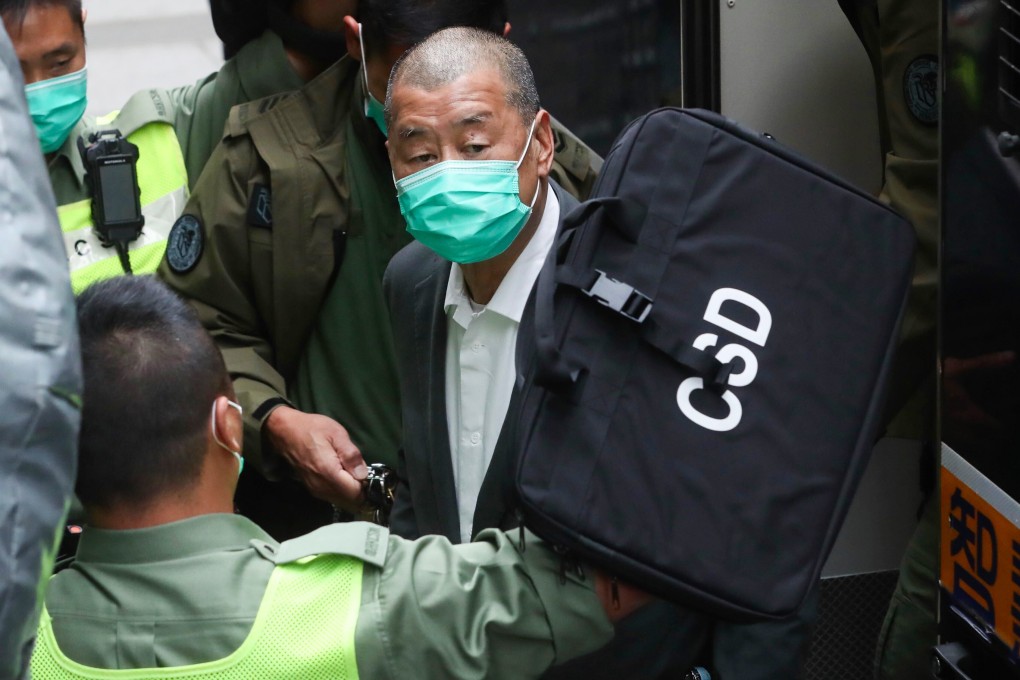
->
[24,65,88,154]
[358,23,387,136]
[395,117,540,264]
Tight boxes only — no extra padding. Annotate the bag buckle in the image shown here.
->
[584,270,653,323]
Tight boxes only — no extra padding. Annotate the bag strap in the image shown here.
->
[557,265,728,386]
[534,227,582,391]
[561,197,646,244]
[534,198,641,391]
[534,198,728,391]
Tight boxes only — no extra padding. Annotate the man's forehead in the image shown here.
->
[6,4,83,50]
[391,69,511,127]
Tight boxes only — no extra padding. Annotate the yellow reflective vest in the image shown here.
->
[30,553,362,679]
[58,110,188,294]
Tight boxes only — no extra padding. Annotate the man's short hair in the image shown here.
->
[75,276,232,511]
[0,0,83,34]
[386,26,540,127]
[359,0,508,59]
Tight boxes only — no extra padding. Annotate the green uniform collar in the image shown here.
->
[75,514,277,565]
[227,54,357,148]
[237,31,305,103]
[350,74,389,171]
[303,55,359,144]
[48,116,92,193]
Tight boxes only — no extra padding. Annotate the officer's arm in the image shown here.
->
[157,135,284,476]
[162,72,235,192]
[354,530,615,680]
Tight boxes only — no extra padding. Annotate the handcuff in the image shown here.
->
[361,463,398,525]
[333,463,398,526]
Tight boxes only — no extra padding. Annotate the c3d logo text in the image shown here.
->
[677,288,772,432]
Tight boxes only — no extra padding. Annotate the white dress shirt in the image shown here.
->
[444,188,560,543]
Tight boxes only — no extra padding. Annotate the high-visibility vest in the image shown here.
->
[59,111,188,294]
[30,553,363,679]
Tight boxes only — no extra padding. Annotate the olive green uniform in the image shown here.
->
[159,54,601,539]
[40,515,612,678]
[166,30,304,189]
[160,57,398,538]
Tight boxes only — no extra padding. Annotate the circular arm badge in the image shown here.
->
[904,55,939,126]
[166,214,204,274]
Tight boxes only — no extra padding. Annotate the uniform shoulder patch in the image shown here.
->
[247,184,273,229]
[904,55,939,125]
[166,214,204,274]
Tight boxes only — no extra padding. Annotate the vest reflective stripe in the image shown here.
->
[59,118,188,294]
[30,554,363,679]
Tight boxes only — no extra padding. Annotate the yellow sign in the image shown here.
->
[941,448,1020,661]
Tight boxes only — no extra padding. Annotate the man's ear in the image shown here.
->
[533,109,555,179]
[81,9,87,26]
[213,396,242,454]
[342,15,361,62]
[503,22,511,37]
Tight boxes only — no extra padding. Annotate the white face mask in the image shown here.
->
[211,399,243,476]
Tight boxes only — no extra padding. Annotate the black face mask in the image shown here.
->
[266,1,348,65]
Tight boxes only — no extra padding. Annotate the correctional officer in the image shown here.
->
[170,0,356,187]
[0,0,365,295]
[30,275,642,679]
[1,0,191,293]
[160,0,602,540]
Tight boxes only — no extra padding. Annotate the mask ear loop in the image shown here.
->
[358,24,371,97]
[211,400,245,476]
[211,400,242,457]
[515,115,540,168]
[516,114,542,210]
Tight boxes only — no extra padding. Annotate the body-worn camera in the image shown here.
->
[77,129,144,272]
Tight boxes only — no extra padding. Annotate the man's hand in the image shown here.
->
[264,406,369,513]
[593,570,655,623]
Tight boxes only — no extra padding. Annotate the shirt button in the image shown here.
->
[470,432,481,445]
[472,343,483,353]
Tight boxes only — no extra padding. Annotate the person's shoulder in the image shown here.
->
[223,56,358,141]
[274,522,389,569]
[385,241,447,290]
[223,91,296,140]
[548,114,603,201]
[99,89,179,138]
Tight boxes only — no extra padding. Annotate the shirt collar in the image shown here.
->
[444,185,560,327]
[48,116,92,193]
[75,514,276,565]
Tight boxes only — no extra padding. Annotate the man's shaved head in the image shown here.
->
[386,26,540,127]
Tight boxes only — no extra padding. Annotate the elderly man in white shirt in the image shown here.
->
[441,180,558,542]
[381,26,707,680]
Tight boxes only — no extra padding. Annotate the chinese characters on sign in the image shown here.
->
[942,465,1020,661]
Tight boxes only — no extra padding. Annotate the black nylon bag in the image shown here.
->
[513,108,916,621]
